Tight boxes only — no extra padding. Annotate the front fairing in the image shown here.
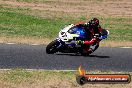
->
[58,24,87,42]
[99,29,109,40]
[68,26,86,39]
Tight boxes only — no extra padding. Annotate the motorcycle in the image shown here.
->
[46,24,109,55]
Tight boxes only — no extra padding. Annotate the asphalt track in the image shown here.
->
[0,44,132,71]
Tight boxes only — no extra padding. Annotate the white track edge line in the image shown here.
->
[120,47,132,48]
[6,43,15,44]
[3,43,132,48]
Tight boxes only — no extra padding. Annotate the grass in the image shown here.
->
[0,0,132,46]
[0,0,132,87]
[8,0,120,3]
[8,0,101,3]
[98,17,132,41]
[0,69,76,88]
[0,7,69,39]
[0,6,132,41]
[0,69,132,88]
[0,5,86,39]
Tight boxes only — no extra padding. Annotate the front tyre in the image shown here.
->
[46,40,60,54]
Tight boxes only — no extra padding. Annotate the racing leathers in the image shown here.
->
[75,18,103,53]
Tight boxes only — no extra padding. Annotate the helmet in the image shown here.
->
[88,18,99,27]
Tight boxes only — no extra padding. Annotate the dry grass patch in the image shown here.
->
[100,41,132,47]
[0,69,132,88]
[0,36,52,45]
[1,0,132,18]
[0,37,132,47]
[0,0,132,47]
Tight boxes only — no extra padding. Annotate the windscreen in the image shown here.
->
[68,26,85,34]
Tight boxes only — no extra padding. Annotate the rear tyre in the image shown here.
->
[81,51,90,56]
[81,48,90,56]
[46,40,60,54]
[81,44,99,56]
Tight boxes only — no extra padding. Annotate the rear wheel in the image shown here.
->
[81,49,90,56]
[81,44,99,56]
[80,46,91,56]
[46,40,60,54]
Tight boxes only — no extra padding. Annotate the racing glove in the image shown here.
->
[77,40,84,45]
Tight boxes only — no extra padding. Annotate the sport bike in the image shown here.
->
[46,24,109,55]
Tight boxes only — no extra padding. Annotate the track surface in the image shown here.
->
[0,44,132,71]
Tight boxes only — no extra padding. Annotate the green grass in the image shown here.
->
[0,5,85,39]
[0,6,132,41]
[100,17,132,41]
[0,8,69,38]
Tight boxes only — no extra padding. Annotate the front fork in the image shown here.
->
[56,38,66,51]
[56,38,80,53]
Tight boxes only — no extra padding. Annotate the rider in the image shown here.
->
[75,18,103,54]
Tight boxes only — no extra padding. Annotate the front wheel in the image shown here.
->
[46,40,60,54]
